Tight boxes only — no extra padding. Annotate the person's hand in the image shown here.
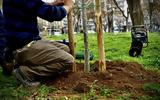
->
[49,0,64,6]
[63,0,74,13]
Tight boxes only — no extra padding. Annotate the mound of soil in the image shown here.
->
[46,61,160,97]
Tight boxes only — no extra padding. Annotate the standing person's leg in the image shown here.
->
[14,40,74,86]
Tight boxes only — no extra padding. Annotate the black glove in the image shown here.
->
[57,39,69,46]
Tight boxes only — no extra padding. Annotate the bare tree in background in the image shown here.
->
[151,0,160,31]
[73,1,81,33]
[107,0,114,33]
[113,0,129,32]
[126,0,144,25]
[73,0,95,33]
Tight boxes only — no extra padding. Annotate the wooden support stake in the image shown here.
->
[67,9,76,72]
[95,0,106,72]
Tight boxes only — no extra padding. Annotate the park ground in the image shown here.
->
[0,32,160,100]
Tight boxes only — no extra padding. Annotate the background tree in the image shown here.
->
[151,0,160,31]
[107,0,114,33]
[73,1,82,32]
[113,0,129,32]
[126,0,144,25]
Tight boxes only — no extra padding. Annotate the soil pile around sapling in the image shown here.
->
[47,60,160,96]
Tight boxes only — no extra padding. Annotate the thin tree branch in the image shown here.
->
[112,0,127,19]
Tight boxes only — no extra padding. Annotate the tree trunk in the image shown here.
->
[108,11,113,33]
[126,0,144,25]
[67,10,76,72]
[82,0,90,72]
[126,8,129,32]
[95,0,106,72]
[108,0,114,33]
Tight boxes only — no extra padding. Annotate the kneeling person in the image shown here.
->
[3,0,74,87]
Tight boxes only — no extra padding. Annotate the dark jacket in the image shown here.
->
[0,10,6,62]
[3,0,67,50]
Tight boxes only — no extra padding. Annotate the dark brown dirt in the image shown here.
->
[46,60,160,98]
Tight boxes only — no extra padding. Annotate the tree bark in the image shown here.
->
[126,0,144,25]
[67,10,76,72]
[82,0,90,72]
[108,11,113,33]
[108,0,114,33]
[95,0,106,72]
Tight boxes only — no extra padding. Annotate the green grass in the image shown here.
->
[48,32,160,69]
[143,83,160,95]
[0,73,18,100]
[0,71,58,99]
[0,32,160,99]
